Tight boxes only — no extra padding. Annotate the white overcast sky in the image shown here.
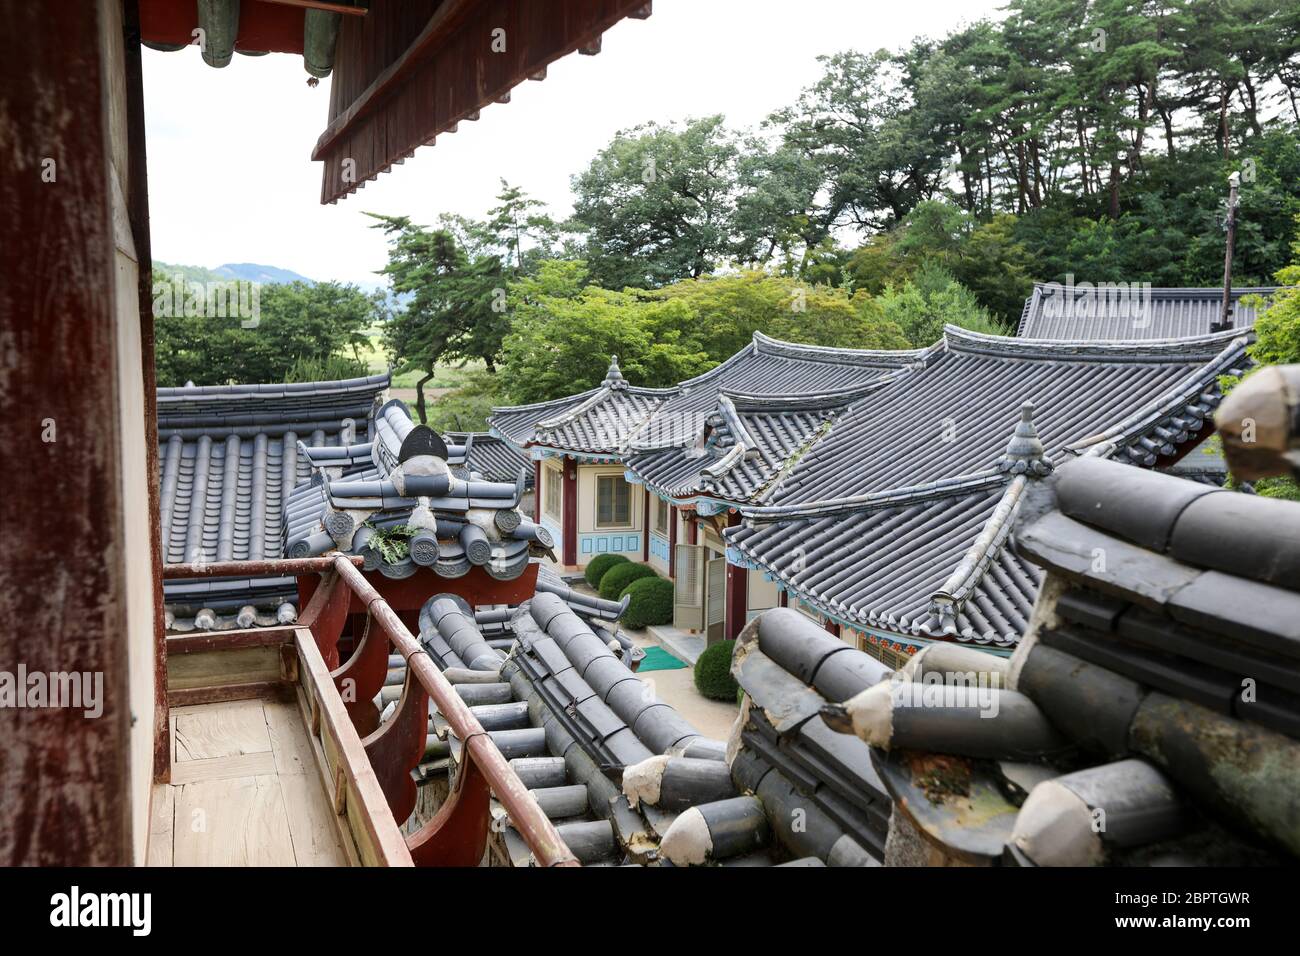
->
[143,0,1007,287]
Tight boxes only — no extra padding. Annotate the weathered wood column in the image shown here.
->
[0,0,156,864]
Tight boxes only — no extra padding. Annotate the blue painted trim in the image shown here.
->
[649,532,671,562]
[580,531,641,558]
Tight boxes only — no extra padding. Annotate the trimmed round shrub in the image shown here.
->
[694,639,739,701]
[620,576,674,629]
[585,553,630,588]
[599,562,658,601]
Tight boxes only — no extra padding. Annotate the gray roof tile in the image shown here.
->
[1018,284,1280,339]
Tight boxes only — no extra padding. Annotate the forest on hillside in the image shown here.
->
[156,0,1300,431]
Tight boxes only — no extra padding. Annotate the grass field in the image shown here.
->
[358,326,486,389]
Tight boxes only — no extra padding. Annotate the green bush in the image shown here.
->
[585,553,630,588]
[694,639,739,701]
[620,576,674,629]
[599,562,658,601]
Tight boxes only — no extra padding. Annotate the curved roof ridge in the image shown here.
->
[1025,281,1284,297]
[671,340,759,391]
[157,371,391,399]
[744,470,1007,520]
[943,323,1251,361]
[925,474,1030,636]
[751,329,929,365]
[536,386,616,431]
[489,386,602,415]
[721,365,912,409]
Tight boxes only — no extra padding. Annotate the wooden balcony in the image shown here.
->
[149,697,349,866]
[151,556,577,866]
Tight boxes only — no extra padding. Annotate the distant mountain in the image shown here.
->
[212,262,314,285]
[152,260,314,285]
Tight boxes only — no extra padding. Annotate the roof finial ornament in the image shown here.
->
[603,354,627,389]
[997,401,1053,477]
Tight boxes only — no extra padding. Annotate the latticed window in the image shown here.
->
[545,465,562,520]
[655,496,669,534]
[596,474,631,527]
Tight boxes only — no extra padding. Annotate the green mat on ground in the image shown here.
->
[637,646,688,672]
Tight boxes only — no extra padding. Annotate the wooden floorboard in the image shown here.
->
[174,699,273,761]
[149,697,349,866]
[173,774,297,866]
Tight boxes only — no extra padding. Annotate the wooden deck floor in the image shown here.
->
[148,698,349,866]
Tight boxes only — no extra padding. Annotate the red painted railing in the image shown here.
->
[163,554,577,867]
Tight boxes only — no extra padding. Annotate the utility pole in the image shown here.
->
[1216,170,1240,332]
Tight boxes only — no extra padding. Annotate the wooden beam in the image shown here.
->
[312,0,479,160]
[315,0,654,203]
[294,628,413,866]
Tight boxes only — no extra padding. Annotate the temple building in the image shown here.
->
[491,315,1256,655]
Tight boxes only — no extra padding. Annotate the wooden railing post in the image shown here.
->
[406,747,492,866]
[331,612,388,737]
[298,570,351,670]
[361,666,429,825]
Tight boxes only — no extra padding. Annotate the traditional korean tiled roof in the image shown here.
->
[491,336,926,462]
[718,607,895,865]
[649,331,925,422]
[626,393,853,505]
[731,482,1042,647]
[1017,283,1279,339]
[728,327,1253,647]
[401,590,724,866]
[834,456,1300,866]
[283,399,545,581]
[489,356,675,458]
[443,431,533,486]
[768,326,1249,506]
[158,374,390,625]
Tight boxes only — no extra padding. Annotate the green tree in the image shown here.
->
[419,369,503,433]
[569,116,743,288]
[484,179,560,276]
[496,261,712,403]
[153,274,376,386]
[370,214,508,421]
[878,263,1009,347]
[649,270,909,360]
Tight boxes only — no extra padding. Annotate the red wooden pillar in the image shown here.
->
[642,487,650,562]
[562,455,578,567]
[825,619,841,638]
[668,504,678,577]
[685,511,698,545]
[778,589,788,608]
[1,2,135,864]
[533,458,542,524]
[724,511,746,641]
